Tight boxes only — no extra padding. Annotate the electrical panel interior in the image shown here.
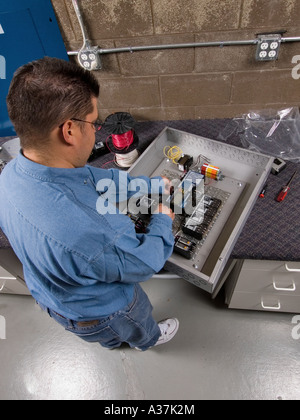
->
[126,127,274,295]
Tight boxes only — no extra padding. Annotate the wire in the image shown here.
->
[104,130,139,168]
[163,145,183,164]
[190,153,211,170]
[115,149,139,168]
[112,130,134,151]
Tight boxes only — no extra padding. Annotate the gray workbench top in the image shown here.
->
[1,119,300,261]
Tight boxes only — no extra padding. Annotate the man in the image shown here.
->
[0,57,179,351]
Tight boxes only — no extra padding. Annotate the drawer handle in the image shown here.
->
[261,299,281,310]
[0,281,6,292]
[285,264,300,273]
[273,280,296,292]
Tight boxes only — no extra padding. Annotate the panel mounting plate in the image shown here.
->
[127,127,274,295]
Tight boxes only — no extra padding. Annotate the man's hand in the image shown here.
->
[156,177,174,221]
[161,176,173,195]
[157,203,175,221]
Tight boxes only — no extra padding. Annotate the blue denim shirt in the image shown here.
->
[0,153,174,320]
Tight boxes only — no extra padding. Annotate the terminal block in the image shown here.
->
[182,197,222,241]
[174,236,197,260]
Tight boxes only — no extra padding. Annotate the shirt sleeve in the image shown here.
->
[83,212,175,285]
[83,165,174,284]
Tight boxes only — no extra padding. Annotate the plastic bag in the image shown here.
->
[239,107,300,162]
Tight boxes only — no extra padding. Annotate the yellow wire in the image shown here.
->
[163,145,183,164]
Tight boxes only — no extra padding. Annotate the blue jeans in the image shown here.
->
[38,284,161,351]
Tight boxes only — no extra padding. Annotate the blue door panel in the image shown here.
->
[0,0,68,136]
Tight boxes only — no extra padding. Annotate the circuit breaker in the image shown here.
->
[0,0,68,136]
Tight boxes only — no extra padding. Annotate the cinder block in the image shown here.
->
[98,77,160,109]
[64,0,153,40]
[51,0,76,42]
[116,34,195,76]
[97,107,130,122]
[130,106,196,121]
[161,74,232,107]
[195,30,274,73]
[232,70,300,104]
[274,28,300,70]
[241,0,300,29]
[53,0,300,122]
[152,0,241,33]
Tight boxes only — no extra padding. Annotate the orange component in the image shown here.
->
[201,163,220,180]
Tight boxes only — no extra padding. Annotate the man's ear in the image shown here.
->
[60,120,77,144]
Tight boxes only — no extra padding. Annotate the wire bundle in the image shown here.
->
[163,145,184,164]
[111,131,134,151]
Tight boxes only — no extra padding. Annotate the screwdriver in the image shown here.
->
[276,170,297,202]
[259,184,268,198]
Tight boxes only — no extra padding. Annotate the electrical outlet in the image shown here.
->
[78,46,102,71]
[72,0,102,71]
[256,34,281,61]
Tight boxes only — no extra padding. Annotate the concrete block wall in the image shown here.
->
[51,0,300,121]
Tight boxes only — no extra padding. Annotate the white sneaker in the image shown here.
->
[154,318,179,347]
[135,318,179,350]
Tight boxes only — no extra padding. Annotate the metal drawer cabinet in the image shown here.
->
[225,260,300,313]
[0,248,30,295]
[0,265,30,296]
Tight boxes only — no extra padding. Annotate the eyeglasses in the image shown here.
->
[59,118,102,131]
[71,118,102,131]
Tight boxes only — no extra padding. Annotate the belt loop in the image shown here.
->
[68,319,75,329]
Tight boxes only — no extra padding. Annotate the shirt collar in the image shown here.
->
[16,151,89,183]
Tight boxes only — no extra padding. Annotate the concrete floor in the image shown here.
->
[0,277,299,400]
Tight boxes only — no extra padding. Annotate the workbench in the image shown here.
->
[1,118,300,312]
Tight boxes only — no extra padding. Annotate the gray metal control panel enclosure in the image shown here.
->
[128,127,274,294]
